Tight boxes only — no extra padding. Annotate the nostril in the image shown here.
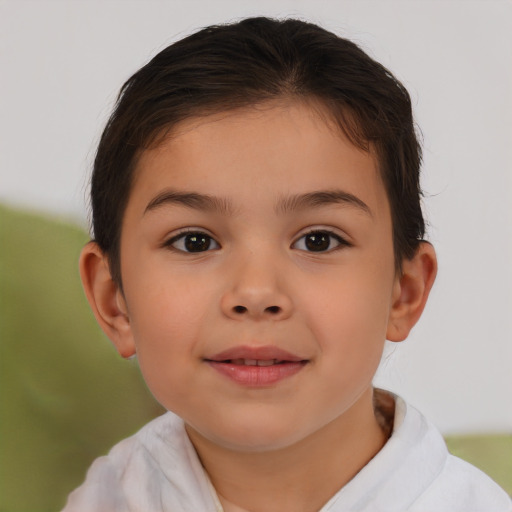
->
[265,306,281,314]
[233,305,247,314]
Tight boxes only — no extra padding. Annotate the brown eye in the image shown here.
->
[292,230,348,252]
[304,232,331,251]
[168,231,220,253]
[184,233,211,252]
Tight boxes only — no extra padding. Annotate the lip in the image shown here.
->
[208,345,305,362]
[205,345,308,387]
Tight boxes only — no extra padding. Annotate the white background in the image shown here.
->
[1,0,511,434]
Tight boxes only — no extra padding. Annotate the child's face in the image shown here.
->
[115,101,401,451]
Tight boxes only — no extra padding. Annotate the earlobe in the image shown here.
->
[79,242,136,358]
[387,242,437,342]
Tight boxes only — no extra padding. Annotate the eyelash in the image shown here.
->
[292,229,351,253]
[164,229,220,253]
[164,228,351,254]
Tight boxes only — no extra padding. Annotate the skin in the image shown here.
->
[80,100,437,512]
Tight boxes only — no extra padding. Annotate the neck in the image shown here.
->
[187,387,390,512]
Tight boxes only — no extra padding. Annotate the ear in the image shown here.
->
[386,242,437,342]
[79,242,136,358]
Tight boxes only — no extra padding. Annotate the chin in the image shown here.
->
[197,417,313,453]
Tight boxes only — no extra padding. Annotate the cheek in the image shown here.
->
[300,264,394,362]
[129,286,203,354]
[126,256,215,331]
[310,288,388,401]
[124,266,219,380]
[305,270,392,330]
[128,295,200,410]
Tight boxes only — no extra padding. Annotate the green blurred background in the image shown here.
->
[0,204,510,511]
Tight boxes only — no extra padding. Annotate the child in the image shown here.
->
[64,17,511,511]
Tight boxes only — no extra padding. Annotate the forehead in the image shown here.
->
[128,101,388,217]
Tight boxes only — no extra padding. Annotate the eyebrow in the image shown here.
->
[144,190,234,216]
[144,188,371,217]
[276,190,372,217]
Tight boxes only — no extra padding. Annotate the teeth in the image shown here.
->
[257,359,276,367]
[229,359,280,366]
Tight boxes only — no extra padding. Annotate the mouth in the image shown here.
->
[205,346,308,386]
[216,358,291,366]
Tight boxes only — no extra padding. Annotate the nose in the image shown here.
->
[220,253,293,321]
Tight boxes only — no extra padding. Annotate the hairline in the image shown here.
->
[108,95,405,291]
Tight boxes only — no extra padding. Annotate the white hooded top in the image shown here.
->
[63,393,511,511]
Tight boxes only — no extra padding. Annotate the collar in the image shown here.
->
[321,390,448,511]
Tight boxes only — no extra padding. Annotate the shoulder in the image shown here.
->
[394,396,511,511]
[61,413,176,510]
[411,453,512,511]
[326,392,511,512]
[61,412,217,512]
